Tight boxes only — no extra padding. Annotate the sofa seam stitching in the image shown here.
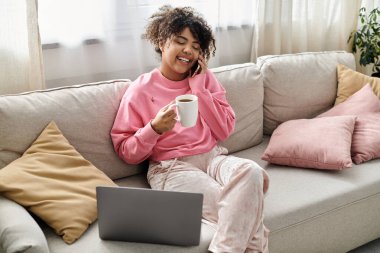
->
[270,190,380,234]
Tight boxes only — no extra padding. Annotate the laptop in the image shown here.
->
[96,186,203,246]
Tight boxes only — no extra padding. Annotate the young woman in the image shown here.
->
[111,5,269,253]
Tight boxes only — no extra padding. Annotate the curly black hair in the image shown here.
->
[143,5,216,61]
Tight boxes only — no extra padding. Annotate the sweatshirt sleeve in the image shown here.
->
[189,70,236,141]
[111,93,160,164]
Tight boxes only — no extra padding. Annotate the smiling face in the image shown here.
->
[159,27,201,81]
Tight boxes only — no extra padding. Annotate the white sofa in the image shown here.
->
[1,51,379,253]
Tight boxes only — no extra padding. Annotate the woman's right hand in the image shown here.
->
[151,102,177,134]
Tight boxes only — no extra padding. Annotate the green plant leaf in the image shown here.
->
[348,6,380,69]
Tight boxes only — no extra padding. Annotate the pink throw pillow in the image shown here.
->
[261,116,356,170]
[352,113,380,164]
[319,84,380,117]
[318,84,380,164]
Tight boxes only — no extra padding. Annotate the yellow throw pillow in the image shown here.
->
[0,121,117,244]
[335,64,380,105]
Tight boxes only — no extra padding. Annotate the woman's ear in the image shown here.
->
[159,41,165,52]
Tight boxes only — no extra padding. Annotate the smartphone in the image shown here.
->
[190,61,200,77]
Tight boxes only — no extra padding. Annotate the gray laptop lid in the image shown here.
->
[96,186,203,246]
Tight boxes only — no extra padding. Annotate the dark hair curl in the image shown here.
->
[143,5,216,61]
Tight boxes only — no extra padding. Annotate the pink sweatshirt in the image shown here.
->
[111,68,235,164]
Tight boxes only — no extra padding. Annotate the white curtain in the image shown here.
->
[250,0,362,61]
[38,0,365,88]
[38,0,257,88]
[0,0,45,95]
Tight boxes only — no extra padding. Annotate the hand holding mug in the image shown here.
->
[151,102,177,134]
[151,95,198,134]
[170,94,198,127]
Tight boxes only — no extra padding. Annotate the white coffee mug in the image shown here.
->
[172,94,198,127]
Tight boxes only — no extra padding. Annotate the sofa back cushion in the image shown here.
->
[212,63,263,153]
[0,80,145,180]
[257,51,356,135]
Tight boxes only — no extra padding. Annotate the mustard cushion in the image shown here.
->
[0,121,117,244]
[335,64,380,105]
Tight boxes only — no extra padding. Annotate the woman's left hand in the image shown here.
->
[191,55,207,77]
[197,55,208,74]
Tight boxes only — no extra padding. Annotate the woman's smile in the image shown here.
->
[159,27,200,81]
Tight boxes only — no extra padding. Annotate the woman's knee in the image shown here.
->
[238,162,269,193]
[246,164,264,182]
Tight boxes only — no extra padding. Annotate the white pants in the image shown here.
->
[147,146,270,253]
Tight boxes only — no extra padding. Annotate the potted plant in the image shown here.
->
[348,7,380,77]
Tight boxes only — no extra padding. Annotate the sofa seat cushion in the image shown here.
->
[114,173,150,188]
[41,220,215,253]
[54,138,380,252]
[40,175,212,253]
[234,136,380,233]
[0,80,144,180]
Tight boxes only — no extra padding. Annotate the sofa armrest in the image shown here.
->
[0,196,49,253]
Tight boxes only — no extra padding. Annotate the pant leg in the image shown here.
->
[147,153,222,225]
[207,154,270,253]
